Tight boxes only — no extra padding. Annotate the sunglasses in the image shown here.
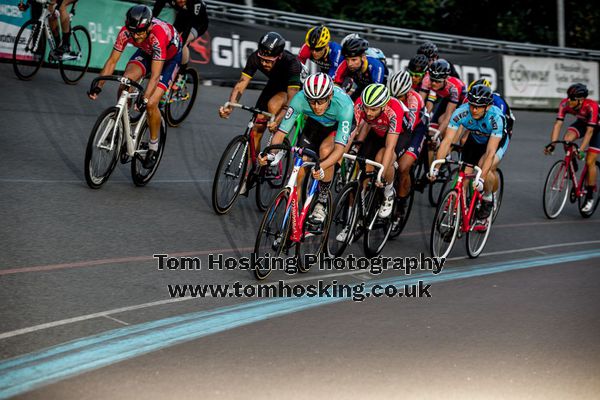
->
[430,78,445,83]
[408,71,426,77]
[307,98,330,106]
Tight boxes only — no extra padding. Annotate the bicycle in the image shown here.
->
[253,145,333,280]
[211,104,303,215]
[429,159,493,259]
[12,0,91,84]
[543,140,600,219]
[327,153,390,258]
[84,75,168,189]
[163,66,199,127]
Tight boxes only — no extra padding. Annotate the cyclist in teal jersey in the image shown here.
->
[259,72,354,224]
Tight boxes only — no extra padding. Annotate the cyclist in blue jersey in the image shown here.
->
[468,78,515,136]
[259,72,354,224]
[297,25,344,78]
[334,38,386,101]
[431,84,509,219]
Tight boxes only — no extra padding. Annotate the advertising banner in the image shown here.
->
[503,55,599,109]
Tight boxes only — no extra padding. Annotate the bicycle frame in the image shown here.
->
[26,0,77,54]
[553,143,588,199]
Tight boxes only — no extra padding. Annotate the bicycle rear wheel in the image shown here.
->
[165,67,199,127]
[543,160,570,219]
[296,188,333,272]
[430,189,461,259]
[84,107,123,189]
[12,20,46,81]
[466,200,493,258]
[211,135,249,215]
[363,188,394,258]
[59,25,91,84]
[492,168,504,223]
[131,114,168,186]
[578,161,600,218]
[327,181,359,257]
[253,189,291,280]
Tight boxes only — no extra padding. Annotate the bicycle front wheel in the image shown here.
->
[84,107,123,189]
[428,162,452,207]
[327,181,359,257]
[466,200,493,258]
[12,19,46,81]
[363,189,394,258]
[59,25,91,84]
[256,138,291,211]
[543,160,570,219]
[492,168,504,223]
[131,113,168,186]
[430,189,461,259]
[211,135,249,215]
[253,189,291,280]
[296,188,333,272]
[165,67,199,127]
[578,161,600,218]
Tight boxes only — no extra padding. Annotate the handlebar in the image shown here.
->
[90,75,145,94]
[261,145,320,170]
[223,102,275,122]
[430,159,482,184]
[428,127,442,142]
[546,140,580,151]
[342,153,385,185]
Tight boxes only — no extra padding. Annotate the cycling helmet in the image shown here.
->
[468,78,492,91]
[258,32,286,59]
[306,26,330,49]
[407,54,429,73]
[428,59,451,81]
[387,70,413,97]
[361,83,390,108]
[567,83,588,100]
[342,38,369,58]
[417,41,438,61]
[467,84,493,106]
[341,33,361,47]
[125,5,152,33]
[304,73,334,100]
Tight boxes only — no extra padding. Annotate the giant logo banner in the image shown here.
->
[503,55,599,108]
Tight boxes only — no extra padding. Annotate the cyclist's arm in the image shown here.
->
[144,59,165,100]
[95,49,122,89]
[550,119,563,143]
[436,126,459,165]
[228,74,251,104]
[439,102,458,136]
[382,132,400,178]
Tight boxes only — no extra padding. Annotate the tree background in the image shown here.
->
[222,0,599,50]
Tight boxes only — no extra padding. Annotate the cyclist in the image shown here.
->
[341,33,387,64]
[152,0,208,88]
[88,5,182,169]
[544,83,599,212]
[351,83,410,221]
[407,54,429,92]
[387,70,428,217]
[465,78,515,137]
[18,0,78,59]
[431,84,509,220]
[297,25,343,78]
[416,40,460,78]
[259,73,354,225]
[218,32,302,193]
[420,59,466,139]
[334,37,386,101]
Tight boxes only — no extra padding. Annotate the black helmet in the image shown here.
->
[125,5,152,33]
[342,38,369,58]
[567,83,588,100]
[258,32,286,59]
[417,41,438,60]
[429,59,451,81]
[407,54,429,73]
[467,84,494,106]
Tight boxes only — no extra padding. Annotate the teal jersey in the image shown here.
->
[448,103,505,145]
[279,86,354,146]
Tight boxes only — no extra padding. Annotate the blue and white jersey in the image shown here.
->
[448,103,505,145]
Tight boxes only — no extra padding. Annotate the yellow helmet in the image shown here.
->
[305,26,330,49]
[468,78,492,92]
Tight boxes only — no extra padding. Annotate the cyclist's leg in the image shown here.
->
[58,0,76,48]
[122,51,146,98]
[490,134,509,192]
[47,0,61,45]
[565,120,584,142]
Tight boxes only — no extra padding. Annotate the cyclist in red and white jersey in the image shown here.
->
[88,5,182,169]
[545,83,599,212]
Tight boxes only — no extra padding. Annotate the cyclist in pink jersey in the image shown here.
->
[88,5,182,169]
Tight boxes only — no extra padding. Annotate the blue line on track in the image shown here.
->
[0,249,598,398]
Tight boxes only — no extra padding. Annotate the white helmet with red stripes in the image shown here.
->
[303,73,334,100]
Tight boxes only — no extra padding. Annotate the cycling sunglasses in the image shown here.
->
[307,97,330,106]
[408,70,426,77]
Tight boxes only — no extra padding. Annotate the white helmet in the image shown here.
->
[387,70,413,97]
[303,73,333,100]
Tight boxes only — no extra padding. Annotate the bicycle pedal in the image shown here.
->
[305,222,323,235]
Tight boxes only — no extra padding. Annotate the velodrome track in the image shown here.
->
[1,63,599,399]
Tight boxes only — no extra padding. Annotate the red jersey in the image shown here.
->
[400,89,425,130]
[556,98,599,126]
[114,18,181,61]
[354,97,409,138]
